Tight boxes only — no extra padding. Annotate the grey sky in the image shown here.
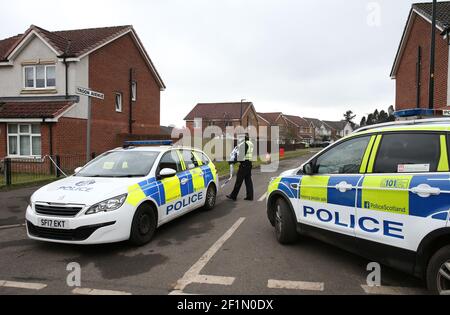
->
[1,0,420,126]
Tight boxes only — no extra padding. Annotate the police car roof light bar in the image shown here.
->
[354,109,450,134]
[123,140,173,148]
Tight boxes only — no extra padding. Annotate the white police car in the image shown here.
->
[26,141,218,246]
[267,110,450,294]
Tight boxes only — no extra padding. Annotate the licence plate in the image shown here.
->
[36,218,70,229]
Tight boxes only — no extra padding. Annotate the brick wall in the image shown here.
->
[395,14,449,110]
[0,123,6,157]
[89,33,161,155]
[52,118,87,156]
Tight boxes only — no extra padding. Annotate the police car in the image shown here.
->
[266,110,450,294]
[26,141,218,246]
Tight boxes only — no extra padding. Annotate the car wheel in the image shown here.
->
[426,245,450,295]
[202,185,217,211]
[129,203,157,246]
[274,197,298,245]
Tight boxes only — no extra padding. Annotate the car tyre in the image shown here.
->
[202,185,217,211]
[274,197,298,244]
[426,245,450,295]
[129,203,157,246]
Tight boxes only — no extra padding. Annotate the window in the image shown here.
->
[373,133,441,174]
[131,82,137,101]
[115,93,123,112]
[157,151,182,174]
[314,136,371,174]
[200,153,211,165]
[180,150,199,170]
[193,120,202,128]
[7,124,41,157]
[23,65,56,89]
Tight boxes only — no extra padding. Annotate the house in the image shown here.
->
[304,117,332,143]
[184,102,259,138]
[391,1,450,110]
[283,115,314,144]
[257,112,290,142]
[323,120,354,140]
[0,25,165,159]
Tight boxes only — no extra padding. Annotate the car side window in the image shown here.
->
[373,133,441,174]
[157,151,182,174]
[315,136,371,175]
[180,150,199,170]
[201,153,211,165]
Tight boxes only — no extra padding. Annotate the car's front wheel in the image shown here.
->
[129,203,157,246]
[274,197,298,245]
[426,245,450,295]
[202,185,217,211]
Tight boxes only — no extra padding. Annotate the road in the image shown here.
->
[0,155,426,295]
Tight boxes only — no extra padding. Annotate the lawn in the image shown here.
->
[213,149,315,177]
[0,173,56,190]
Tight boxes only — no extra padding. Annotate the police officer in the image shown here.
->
[227,134,254,201]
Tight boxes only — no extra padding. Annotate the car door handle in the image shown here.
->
[335,182,353,193]
[180,178,189,185]
[290,183,300,190]
[411,184,441,197]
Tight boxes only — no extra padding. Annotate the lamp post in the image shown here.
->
[428,0,437,109]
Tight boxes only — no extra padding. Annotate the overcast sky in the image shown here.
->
[1,0,420,126]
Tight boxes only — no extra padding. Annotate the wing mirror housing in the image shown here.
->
[302,162,314,176]
[159,168,177,179]
[74,167,83,174]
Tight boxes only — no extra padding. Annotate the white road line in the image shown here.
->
[0,223,26,230]
[169,290,199,296]
[258,193,267,202]
[72,288,132,295]
[0,280,47,290]
[361,285,426,295]
[171,217,246,293]
[268,280,324,292]
[192,275,235,286]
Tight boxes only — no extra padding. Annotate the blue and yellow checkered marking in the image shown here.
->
[126,164,217,208]
[271,174,450,221]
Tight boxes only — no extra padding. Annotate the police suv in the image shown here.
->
[266,110,450,294]
[26,141,218,246]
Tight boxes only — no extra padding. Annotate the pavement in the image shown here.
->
[0,154,427,295]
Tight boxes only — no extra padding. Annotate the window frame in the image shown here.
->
[370,131,444,174]
[307,135,373,175]
[115,92,123,113]
[7,123,42,158]
[23,65,56,90]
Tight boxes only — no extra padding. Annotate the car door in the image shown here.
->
[179,150,206,208]
[155,150,185,223]
[298,135,373,237]
[357,132,450,252]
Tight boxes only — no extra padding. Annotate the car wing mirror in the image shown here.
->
[159,168,177,179]
[74,167,83,174]
[303,162,314,176]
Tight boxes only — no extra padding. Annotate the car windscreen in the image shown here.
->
[75,151,160,178]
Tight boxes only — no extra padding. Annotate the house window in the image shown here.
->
[115,93,123,112]
[7,124,41,157]
[23,65,56,89]
[131,82,137,101]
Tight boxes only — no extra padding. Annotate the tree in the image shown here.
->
[343,110,357,128]
[360,116,367,127]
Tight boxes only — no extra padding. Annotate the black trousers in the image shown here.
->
[230,161,254,200]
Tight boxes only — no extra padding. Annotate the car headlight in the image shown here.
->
[85,194,128,215]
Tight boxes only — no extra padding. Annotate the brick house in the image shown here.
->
[391,2,450,110]
[283,115,314,144]
[323,120,354,141]
[184,102,259,138]
[304,117,332,143]
[0,25,165,160]
[257,112,290,143]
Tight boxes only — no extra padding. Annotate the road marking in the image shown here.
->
[0,280,47,290]
[72,288,132,295]
[0,223,26,230]
[258,193,267,202]
[361,285,426,295]
[268,279,324,291]
[171,217,246,294]
[169,290,199,296]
